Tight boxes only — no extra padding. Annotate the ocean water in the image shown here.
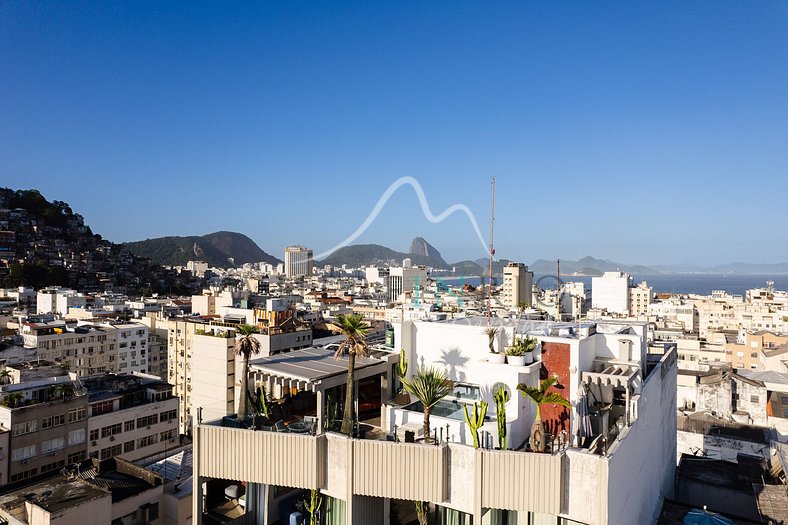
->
[438,274,788,296]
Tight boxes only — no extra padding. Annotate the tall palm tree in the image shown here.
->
[235,324,261,420]
[0,369,11,385]
[517,376,570,452]
[330,314,371,436]
[484,327,499,354]
[401,367,453,441]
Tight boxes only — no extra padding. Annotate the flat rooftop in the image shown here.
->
[0,476,109,520]
[250,347,387,387]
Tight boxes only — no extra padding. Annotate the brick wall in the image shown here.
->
[539,341,571,435]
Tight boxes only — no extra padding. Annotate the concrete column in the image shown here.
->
[316,389,324,432]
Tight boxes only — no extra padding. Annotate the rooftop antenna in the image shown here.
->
[488,177,495,322]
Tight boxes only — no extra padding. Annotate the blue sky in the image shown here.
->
[1,2,787,265]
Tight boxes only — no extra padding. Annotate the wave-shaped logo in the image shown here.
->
[314,176,490,261]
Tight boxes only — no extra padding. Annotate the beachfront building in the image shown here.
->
[191,317,677,525]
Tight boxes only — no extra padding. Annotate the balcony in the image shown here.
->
[194,417,564,517]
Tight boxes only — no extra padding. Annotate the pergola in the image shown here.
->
[249,347,395,430]
[581,359,640,426]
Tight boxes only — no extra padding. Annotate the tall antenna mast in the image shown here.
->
[488,177,495,322]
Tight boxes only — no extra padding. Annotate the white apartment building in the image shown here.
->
[20,320,150,376]
[187,260,209,278]
[83,373,179,462]
[387,264,428,303]
[591,272,632,314]
[285,245,314,278]
[501,262,533,310]
[559,281,586,320]
[141,316,236,435]
[192,317,677,525]
[36,287,86,315]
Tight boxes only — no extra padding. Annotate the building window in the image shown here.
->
[160,409,177,422]
[137,414,158,428]
[124,420,135,432]
[12,420,38,437]
[123,440,135,453]
[137,434,158,448]
[751,395,760,403]
[100,444,122,459]
[10,468,38,483]
[41,437,65,453]
[101,423,123,438]
[41,459,66,473]
[89,429,99,441]
[91,400,114,416]
[160,429,176,441]
[68,428,86,446]
[68,451,86,464]
[11,444,37,462]
[41,414,66,429]
[68,407,86,423]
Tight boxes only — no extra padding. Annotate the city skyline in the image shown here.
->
[2,3,787,265]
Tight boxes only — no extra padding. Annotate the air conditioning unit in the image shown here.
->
[109,436,115,441]
[91,441,97,446]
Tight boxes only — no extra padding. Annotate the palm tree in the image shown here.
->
[6,392,24,408]
[517,376,570,452]
[401,367,453,441]
[0,369,11,385]
[484,327,499,354]
[235,324,261,421]
[330,314,371,436]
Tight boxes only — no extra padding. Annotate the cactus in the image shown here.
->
[397,348,408,378]
[251,385,270,420]
[415,501,429,525]
[303,489,322,525]
[463,401,488,448]
[493,386,510,450]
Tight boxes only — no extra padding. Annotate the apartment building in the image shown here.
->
[285,245,313,278]
[0,457,165,525]
[591,272,632,314]
[192,318,677,525]
[0,362,88,487]
[141,316,236,435]
[20,320,149,376]
[501,262,533,310]
[387,264,428,303]
[83,373,179,462]
[723,330,788,370]
[36,287,86,315]
[628,281,653,316]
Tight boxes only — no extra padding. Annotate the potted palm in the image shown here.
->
[485,327,505,364]
[400,366,453,442]
[517,376,571,453]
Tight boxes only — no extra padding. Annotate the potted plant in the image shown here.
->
[394,349,412,405]
[517,376,571,453]
[485,327,505,364]
[400,366,453,443]
[507,335,536,365]
[493,386,509,450]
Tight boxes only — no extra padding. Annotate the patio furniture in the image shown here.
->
[287,421,309,433]
[273,421,288,432]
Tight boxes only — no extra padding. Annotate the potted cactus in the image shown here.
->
[394,349,412,405]
[493,386,509,450]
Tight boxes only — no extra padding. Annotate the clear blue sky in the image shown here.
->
[2,2,787,265]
